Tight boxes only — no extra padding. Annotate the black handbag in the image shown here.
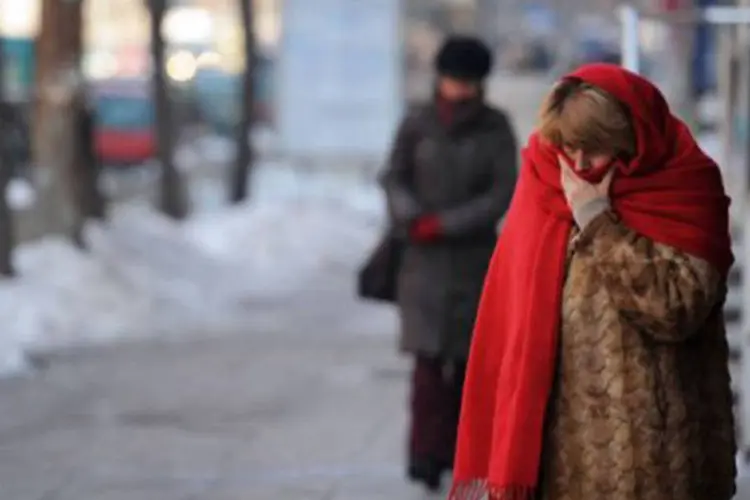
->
[357,231,403,304]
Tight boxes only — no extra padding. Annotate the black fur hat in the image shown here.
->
[435,36,493,81]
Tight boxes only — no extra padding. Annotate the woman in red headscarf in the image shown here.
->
[450,63,737,500]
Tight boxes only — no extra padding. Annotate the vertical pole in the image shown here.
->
[736,0,750,471]
[675,0,697,127]
[718,28,736,187]
[619,4,641,73]
[743,0,750,202]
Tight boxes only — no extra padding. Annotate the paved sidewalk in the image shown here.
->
[0,325,453,500]
[3,328,750,500]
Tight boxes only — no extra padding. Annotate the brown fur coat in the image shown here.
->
[538,210,736,500]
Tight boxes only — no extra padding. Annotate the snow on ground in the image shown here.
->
[0,164,387,375]
[184,200,380,288]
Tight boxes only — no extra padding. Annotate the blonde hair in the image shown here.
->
[537,78,636,158]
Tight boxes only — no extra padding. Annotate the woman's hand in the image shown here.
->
[558,154,615,229]
[410,214,442,242]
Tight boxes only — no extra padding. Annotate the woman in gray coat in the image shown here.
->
[381,36,518,491]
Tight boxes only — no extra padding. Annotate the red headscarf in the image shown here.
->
[450,63,733,499]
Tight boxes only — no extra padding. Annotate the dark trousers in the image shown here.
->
[408,355,467,466]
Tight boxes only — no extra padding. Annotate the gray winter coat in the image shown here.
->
[381,98,518,360]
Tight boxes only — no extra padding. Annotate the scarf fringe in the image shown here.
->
[449,480,535,500]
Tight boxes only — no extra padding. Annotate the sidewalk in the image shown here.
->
[5,316,750,500]
[3,325,750,500]
[0,328,437,500]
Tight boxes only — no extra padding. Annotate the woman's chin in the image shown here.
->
[575,165,609,183]
[576,168,607,184]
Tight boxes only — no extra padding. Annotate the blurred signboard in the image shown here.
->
[2,37,35,103]
[277,0,402,159]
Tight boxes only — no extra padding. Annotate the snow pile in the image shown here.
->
[0,193,383,373]
[0,236,154,351]
[86,205,257,334]
[185,199,381,287]
[250,159,385,217]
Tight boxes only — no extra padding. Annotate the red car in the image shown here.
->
[92,78,156,165]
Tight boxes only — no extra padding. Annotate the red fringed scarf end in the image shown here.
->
[449,480,535,500]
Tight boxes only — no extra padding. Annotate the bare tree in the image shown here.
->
[148,0,189,219]
[228,0,256,203]
[0,46,16,277]
[74,89,107,221]
[34,0,88,248]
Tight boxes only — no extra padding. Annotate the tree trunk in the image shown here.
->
[0,25,15,276]
[149,0,189,219]
[0,160,15,277]
[229,0,255,204]
[33,0,87,249]
[63,101,86,249]
[0,107,16,277]
[76,104,107,220]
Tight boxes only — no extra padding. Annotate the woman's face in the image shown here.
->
[562,146,615,173]
[438,77,479,102]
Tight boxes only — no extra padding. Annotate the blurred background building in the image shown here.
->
[0,0,730,165]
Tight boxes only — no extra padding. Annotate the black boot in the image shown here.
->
[436,457,453,472]
[407,457,444,492]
